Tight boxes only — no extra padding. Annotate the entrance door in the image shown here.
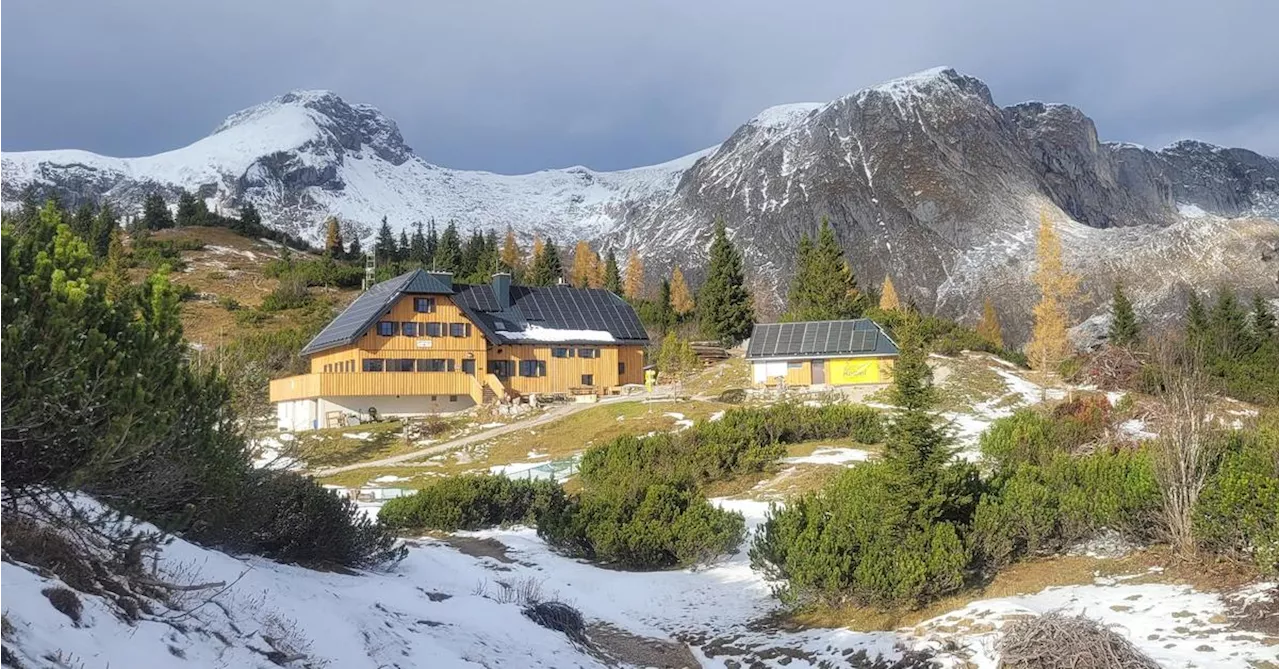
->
[461,359,476,375]
[489,360,514,379]
[811,360,826,385]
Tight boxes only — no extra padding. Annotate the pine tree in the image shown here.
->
[433,221,463,273]
[669,267,695,316]
[500,226,524,275]
[603,250,621,294]
[374,217,398,265]
[410,222,428,264]
[976,298,1003,349]
[1251,292,1276,342]
[238,202,261,232]
[323,217,345,258]
[623,250,646,301]
[70,202,96,241]
[89,203,117,259]
[879,275,901,311]
[104,226,130,303]
[698,220,755,345]
[142,193,174,230]
[1026,211,1079,372]
[526,238,563,286]
[1186,290,1208,345]
[1108,282,1140,348]
[175,190,201,227]
[569,240,603,288]
[1209,287,1249,358]
[784,218,864,321]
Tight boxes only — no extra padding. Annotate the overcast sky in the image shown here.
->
[2,1,1276,173]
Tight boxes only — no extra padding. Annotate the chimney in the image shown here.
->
[426,270,453,291]
[492,272,511,307]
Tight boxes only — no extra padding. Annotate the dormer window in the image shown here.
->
[414,297,436,313]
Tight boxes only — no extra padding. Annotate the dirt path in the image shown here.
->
[309,394,660,478]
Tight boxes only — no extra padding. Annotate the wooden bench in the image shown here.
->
[568,386,597,396]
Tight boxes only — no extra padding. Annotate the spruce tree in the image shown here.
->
[89,203,117,259]
[1210,288,1249,358]
[1108,282,1140,348]
[142,193,174,230]
[348,235,363,258]
[461,229,485,278]
[656,278,675,333]
[603,250,621,294]
[374,217,398,265]
[175,190,201,227]
[70,202,96,241]
[1251,292,1276,342]
[425,220,439,261]
[398,230,411,263]
[238,202,261,233]
[527,239,563,286]
[698,220,755,345]
[324,217,345,258]
[410,222,428,264]
[784,218,864,321]
[433,221,463,273]
[1186,291,1208,346]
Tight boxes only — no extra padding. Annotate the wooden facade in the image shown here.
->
[269,292,646,408]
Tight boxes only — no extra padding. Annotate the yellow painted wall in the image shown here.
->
[784,361,811,385]
[827,357,889,385]
[488,343,641,394]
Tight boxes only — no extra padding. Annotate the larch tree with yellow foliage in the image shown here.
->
[976,298,1003,348]
[569,240,604,288]
[669,267,696,316]
[1026,211,1079,372]
[500,226,524,275]
[879,275,901,311]
[623,250,646,301]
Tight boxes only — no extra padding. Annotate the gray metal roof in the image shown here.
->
[745,319,899,359]
[299,269,454,356]
[300,269,648,356]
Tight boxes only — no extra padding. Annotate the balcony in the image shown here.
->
[269,372,483,403]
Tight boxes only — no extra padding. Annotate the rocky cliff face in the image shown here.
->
[4,68,1276,342]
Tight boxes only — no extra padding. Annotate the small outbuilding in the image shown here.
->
[745,319,899,387]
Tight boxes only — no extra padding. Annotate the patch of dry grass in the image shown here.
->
[683,355,751,398]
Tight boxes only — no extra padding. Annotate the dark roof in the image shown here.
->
[745,319,899,359]
[300,269,648,355]
[452,283,648,346]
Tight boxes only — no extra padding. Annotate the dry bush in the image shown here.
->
[1073,345,1146,390]
[996,611,1160,669]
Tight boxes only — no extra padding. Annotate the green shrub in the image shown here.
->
[264,257,364,289]
[978,409,1059,469]
[260,277,312,311]
[217,295,241,311]
[378,475,565,531]
[1195,419,1279,573]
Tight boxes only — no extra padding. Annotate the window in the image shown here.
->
[388,359,415,372]
[581,374,594,386]
[461,359,476,375]
[377,321,395,337]
[552,347,570,358]
[519,360,546,377]
[348,360,355,372]
[449,322,471,338]
[578,348,599,359]
[449,395,458,402]
[787,361,804,370]
[618,362,626,375]
[490,360,515,377]
[416,359,448,372]
[424,322,443,337]
[363,359,384,372]
[401,322,417,337]
[414,297,436,313]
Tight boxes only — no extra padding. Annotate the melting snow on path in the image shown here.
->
[782,448,872,465]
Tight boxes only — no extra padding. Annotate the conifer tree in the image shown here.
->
[531,235,545,266]
[425,220,439,261]
[70,202,96,241]
[526,238,563,286]
[976,298,1003,349]
[1186,291,1208,345]
[104,226,130,303]
[409,221,428,264]
[698,220,755,345]
[1209,288,1249,358]
[1026,211,1079,372]
[324,217,345,258]
[175,190,201,227]
[669,267,695,316]
[1108,282,1140,347]
[655,278,675,333]
[89,203,117,259]
[569,240,603,288]
[373,217,397,264]
[879,275,901,311]
[433,222,463,273]
[398,230,411,263]
[623,250,646,301]
[142,193,174,230]
[603,249,621,294]
[784,218,865,321]
[1251,292,1276,342]
[500,226,524,275]
[461,229,485,277]
[238,202,261,231]
[348,235,363,258]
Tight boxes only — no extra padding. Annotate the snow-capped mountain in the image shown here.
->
[4,68,1276,341]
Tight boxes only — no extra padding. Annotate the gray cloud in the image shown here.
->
[3,0,1276,173]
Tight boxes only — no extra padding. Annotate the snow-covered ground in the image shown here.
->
[5,499,1273,668]
[782,447,872,465]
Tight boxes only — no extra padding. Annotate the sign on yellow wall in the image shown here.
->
[828,358,881,385]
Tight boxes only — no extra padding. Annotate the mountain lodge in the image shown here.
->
[269,269,649,431]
